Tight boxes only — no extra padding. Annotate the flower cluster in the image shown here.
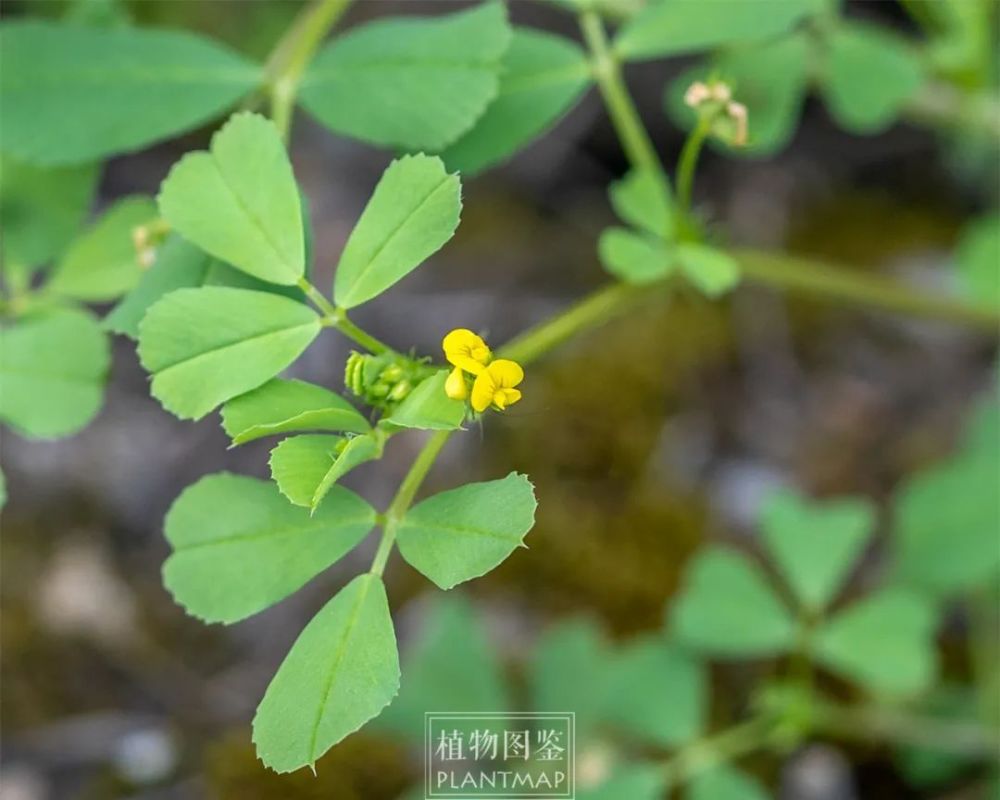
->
[442,329,524,413]
[684,79,749,148]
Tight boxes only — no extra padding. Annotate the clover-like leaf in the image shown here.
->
[676,243,740,296]
[222,379,370,446]
[137,286,320,420]
[609,168,673,240]
[157,112,305,285]
[0,21,260,165]
[253,573,400,773]
[396,473,537,589]
[269,433,380,511]
[163,473,375,624]
[383,370,466,431]
[688,765,771,800]
[333,154,461,309]
[0,308,109,439]
[669,547,797,657]
[599,228,674,285]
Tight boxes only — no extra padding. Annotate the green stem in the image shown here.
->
[663,715,776,785]
[676,117,711,215]
[297,277,393,354]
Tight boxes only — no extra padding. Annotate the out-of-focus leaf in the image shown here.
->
[956,215,1000,309]
[688,765,771,800]
[608,169,673,239]
[577,763,666,800]
[598,228,674,284]
[894,685,980,788]
[676,243,740,296]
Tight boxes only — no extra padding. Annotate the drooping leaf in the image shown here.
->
[333,154,461,309]
[0,21,261,165]
[157,112,305,286]
[676,243,740,296]
[252,573,400,773]
[269,433,380,510]
[163,473,375,624]
[956,215,1000,309]
[760,489,874,613]
[609,168,673,239]
[299,2,511,152]
[442,28,592,174]
[688,765,771,800]
[815,588,938,696]
[383,370,466,431]
[0,308,109,439]
[599,228,674,284]
[396,473,537,589]
[669,547,797,657]
[137,286,319,420]
[47,196,157,301]
[222,378,370,446]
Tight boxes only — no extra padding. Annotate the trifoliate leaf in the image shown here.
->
[598,228,674,284]
[300,2,511,152]
[157,112,305,285]
[383,370,466,431]
[815,588,938,696]
[333,154,461,309]
[669,547,797,657]
[688,765,771,800]
[442,28,592,174]
[222,379,370,446]
[137,286,319,420]
[252,573,400,773]
[396,473,537,589]
[47,196,157,301]
[956,215,1000,309]
[0,21,260,165]
[0,308,109,439]
[760,490,875,613]
[676,243,740,296]
[609,169,673,239]
[269,433,380,511]
[163,473,375,624]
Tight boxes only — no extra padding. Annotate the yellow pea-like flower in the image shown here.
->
[443,328,491,375]
[471,359,524,413]
[444,366,469,400]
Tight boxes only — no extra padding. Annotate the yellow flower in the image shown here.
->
[443,328,491,375]
[444,366,468,400]
[471,359,523,413]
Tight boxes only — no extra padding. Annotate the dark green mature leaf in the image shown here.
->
[137,286,320,420]
[676,243,740,296]
[300,2,511,152]
[253,573,400,773]
[609,169,673,239]
[333,155,461,309]
[0,21,260,165]
[442,28,591,174]
[157,113,305,285]
[669,547,797,657]
[956,215,1000,309]
[688,765,771,800]
[223,379,370,446]
[396,473,537,589]
[269,433,380,510]
[761,490,874,613]
[163,473,375,624]
[384,370,466,431]
[599,228,674,284]
[816,588,938,696]
[48,196,157,301]
[616,0,816,61]
[0,308,109,438]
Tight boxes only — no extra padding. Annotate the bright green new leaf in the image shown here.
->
[223,379,370,446]
[956,216,1000,309]
[47,196,157,301]
[599,228,674,285]
[0,308,109,439]
[0,21,260,165]
[609,169,673,239]
[396,473,537,589]
[269,433,380,510]
[384,370,466,431]
[676,243,740,296]
[615,0,816,61]
[669,547,797,657]
[761,489,874,613]
[333,155,461,308]
[603,636,705,746]
[0,156,98,269]
[137,287,320,420]
[688,765,771,800]
[300,3,511,152]
[822,23,925,134]
[252,573,400,773]
[442,28,592,174]
[157,112,305,285]
[816,588,938,696]
[163,473,375,624]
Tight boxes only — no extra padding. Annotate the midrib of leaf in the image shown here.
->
[3,67,260,89]
[304,59,497,83]
[172,514,373,552]
[232,409,367,444]
[310,438,376,509]
[0,365,101,385]
[501,63,591,94]
[402,519,525,543]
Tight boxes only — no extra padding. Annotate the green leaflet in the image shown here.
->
[157,112,305,286]
[761,489,874,613]
[815,588,938,696]
[598,228,674,284]
[577,764,666,800]
[163,473,375,624]
[609,168,673,240]
[0,21,261,165]
[269,433,380,511]
[442,27,592,174]
[383,370,467,431]
[253,573,400,773]
[675,243,740,296]
[47,196,157,301]
[300,2,511,152]
[137,286,320,420]
[688,765,771,800]
[333,154,461,309]
[396,473,537,590]
[669,547,797,657]
[956,215,1000,309]
[0,308,109,439]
